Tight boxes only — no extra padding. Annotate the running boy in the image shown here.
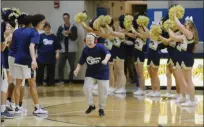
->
[74,32,111,117]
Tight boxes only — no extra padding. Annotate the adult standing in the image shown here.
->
[57,13,78,84]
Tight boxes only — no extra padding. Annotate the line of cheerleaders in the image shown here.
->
[75,4,199,107]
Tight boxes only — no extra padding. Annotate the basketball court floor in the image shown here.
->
[1,84,203,127]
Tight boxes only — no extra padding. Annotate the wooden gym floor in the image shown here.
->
[1,84,203,127]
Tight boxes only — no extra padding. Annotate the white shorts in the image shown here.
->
[8,56,15,76]
[12,64,36,79]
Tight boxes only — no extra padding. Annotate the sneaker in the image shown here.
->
[146,91,154,97]
[6,105,14,112]
[181,100,197,107]
[151,91,161,97]
[92,90,98,96]
[161,92,171,98]
[1,110,14,119]
[33,107,48,115]
[114,88,126,94]
[108,87,115,93]
[170,94,177,99]
[19,107,27,114]
[174,97,186,103]
[99,109,105,117]
[85,105,96,114]
[15,107,24,115]
[56,81,64,85]
[133,89,145,96]
[93,84,98,90]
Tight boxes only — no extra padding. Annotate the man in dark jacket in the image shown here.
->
[56,13,78,84]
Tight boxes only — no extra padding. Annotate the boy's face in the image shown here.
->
[86,35,96,48]
[43,25,51,34]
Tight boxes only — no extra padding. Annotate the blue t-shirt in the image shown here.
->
[15,28,40,67]
[37,33,61,64]
[9,28,25,57]
[79,43,110,80]
[1,22,5,68]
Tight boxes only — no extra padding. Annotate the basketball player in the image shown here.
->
[12,14,48,115]
[74,32,111,117]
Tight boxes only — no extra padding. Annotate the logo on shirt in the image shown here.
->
[86,57,101,65]
[43,39,53,45]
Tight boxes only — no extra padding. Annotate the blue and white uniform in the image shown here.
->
[79,43,110,109]
[147,39,166,68]
[133,37,147,63]
[110,37,125,60]
[180,35,195,70]
[12,28,40,79]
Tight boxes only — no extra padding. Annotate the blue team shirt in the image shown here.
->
[9,28,25,57]
[37,33,61,64]
[15,28,40,67]
[79,43,110,80]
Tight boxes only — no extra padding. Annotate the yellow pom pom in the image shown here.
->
[124,15,133,30]
[2,8,11,11]
[97,15,105,26]
[93,18,101,31]
[169,4,185,20]
[163,19,178,32]
[150,24,162,41]
[136,16,150,27]
[12,8,21,15]
[74,12,88,23]
[104,15,112,25]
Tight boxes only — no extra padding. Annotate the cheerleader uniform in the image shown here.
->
[104,39,114,62]
[111,37,125,60]
[180,36,195,70]
[133,37,147,64]
[147,40,166,68]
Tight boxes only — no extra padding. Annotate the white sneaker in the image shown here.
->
[174,97,186,103]
[93,84,98,90]
[108,87,115,93]
[161,92,171,98]
[33,108,48,115]
[152,91,160,97]
[92,90,98,96]
[133,89,145,96]
[181,100,197,107]
[170,94,177,99]
[186,94,190,101]
[19,107,27,114]
[114,88,126,94]
[146,91,154,97]
[15,107,24,115]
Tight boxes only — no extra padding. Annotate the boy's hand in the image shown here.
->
[74,69,79,77]
[102,60,108,65]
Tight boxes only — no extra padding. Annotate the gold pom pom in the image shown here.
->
[2,8,11,11]
[150,24,162,41]
[163,19,178,32]
[169,4,185,20]
[74,12,88,23]
[97,15,105,26]
[12,8,21,15]
[104,15,112,25]
[124,15,133,30]
[136,16,150,27]
[93,18,101,31]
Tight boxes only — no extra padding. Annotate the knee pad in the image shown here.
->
[1,79,9,93]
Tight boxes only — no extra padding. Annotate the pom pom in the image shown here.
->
[168,4,185,20]
[74,12,88,23]
[12,8,21,15]
[103,15,112,25]
[2,8,11,11]
[136,15,149,27]
[150,24,162,41]
[163,19,178,32]
[124,15,133,30]
[93,18,101,31]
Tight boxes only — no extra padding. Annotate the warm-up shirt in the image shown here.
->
[15,28,40,67]
[79,43,110,80]
[37,33,61,64]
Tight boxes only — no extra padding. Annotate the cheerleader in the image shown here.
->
[159,15,181,98]
[146,22,166,97]
[168,14,198,106]
[132,13,149,95]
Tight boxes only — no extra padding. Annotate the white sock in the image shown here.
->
[35,104,40,109]
[1,105,6,113]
